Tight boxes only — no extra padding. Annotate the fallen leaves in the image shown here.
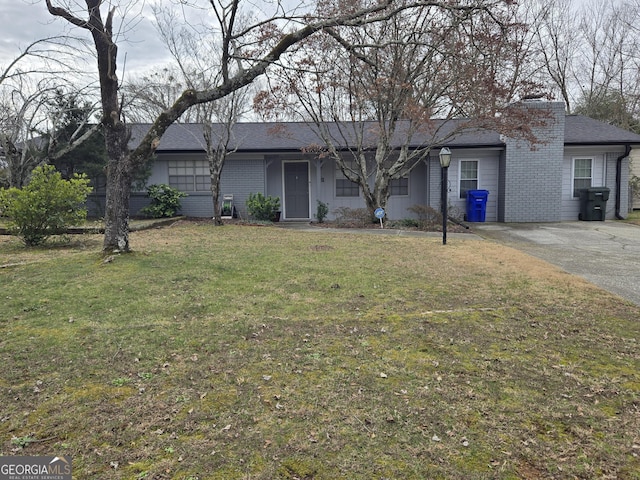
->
[3,224,640,478]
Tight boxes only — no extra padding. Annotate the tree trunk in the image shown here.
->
[102,122,133,252]
[210,161,224,226]
[89,4,133,253]
[205,134,227,226]
[360,173,390,219]
[103,159,132,252]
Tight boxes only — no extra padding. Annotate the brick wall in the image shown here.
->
[500,102,565,222]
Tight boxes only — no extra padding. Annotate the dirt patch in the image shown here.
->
[309,244,335,251]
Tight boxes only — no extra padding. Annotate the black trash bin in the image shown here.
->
[466,190,489,222]
[578,187,610,221]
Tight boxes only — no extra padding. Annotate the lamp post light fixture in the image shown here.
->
[439,147,452,245]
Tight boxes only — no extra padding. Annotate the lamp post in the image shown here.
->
[439,147,452,245]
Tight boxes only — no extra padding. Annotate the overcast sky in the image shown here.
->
[0,0,613,83]
[0,0,173,80]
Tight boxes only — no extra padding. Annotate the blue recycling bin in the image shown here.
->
[466,190,489,222]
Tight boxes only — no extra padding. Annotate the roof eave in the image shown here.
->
[438,143,505,149]
[564,141,640,147]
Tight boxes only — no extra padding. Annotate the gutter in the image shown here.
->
[615,144,632,220]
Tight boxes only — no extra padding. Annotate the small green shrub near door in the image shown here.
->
[315,200,329,223]
[246,192,280,221]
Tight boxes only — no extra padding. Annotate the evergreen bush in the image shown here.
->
[315,200,329,223]
[141,184,188,218]
[0,165,92,246]
[246,192,280,221]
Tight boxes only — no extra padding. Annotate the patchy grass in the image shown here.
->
[1,223,639,479]
[625,210,640,226]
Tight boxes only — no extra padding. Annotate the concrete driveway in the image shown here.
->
[472,221,640,306]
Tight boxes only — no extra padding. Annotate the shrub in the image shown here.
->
[631,175,640,201]
[407,204,442,230]
[0,165,92,246]
[246,192,280,221]
[140,184,187,218]
[315,200,329,223]
[332,207,374,227]
[395,218,420,228]
[407,203,464,231]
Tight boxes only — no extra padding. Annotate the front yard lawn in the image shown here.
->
[1,224,638,479]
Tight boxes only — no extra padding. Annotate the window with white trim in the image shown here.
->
[336,161,360,197]
[169,160,211,192]
[459,160,478,199]
[573,157,593,197]
[389,176,409,196]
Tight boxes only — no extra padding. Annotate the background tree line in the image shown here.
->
[528,0,640,131]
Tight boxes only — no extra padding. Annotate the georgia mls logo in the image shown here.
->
[0,456,72,480]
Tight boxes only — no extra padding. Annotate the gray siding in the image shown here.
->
[428,150,501,223]
[131,193,152,216]
[560,147,628,220]
[620,155,631,218]
[561,149,605,221]
[145,157,171,186]
[444,150,500,222]
[428,154,442,211]
[269,155,431,221]
[316,156,365,217]
[607,152,630,219]
[136,153,266,218]
[631,149,640,210]
[497,150,507,222]
[221,157,266,219]
[86,194,106,218]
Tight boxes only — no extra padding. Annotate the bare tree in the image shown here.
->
[258,1,542,215]
[202,95,249,224]
[123,67,196,124]
[573,0,640,130]
[45,0,430,252]
[529,0,578,112]
[0,35,95,187]
[531,0,640,126]
[1,36,89,86]
[0,78,99,187]
[152,3,253,225]
[0,78,53,187]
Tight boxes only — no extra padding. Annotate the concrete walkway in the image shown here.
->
[472,221,640,306]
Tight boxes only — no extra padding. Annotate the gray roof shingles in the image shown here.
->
[129,115,640,153]
[564,115,640,145]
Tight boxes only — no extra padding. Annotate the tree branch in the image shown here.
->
[129,0,420,166]
[45,0,90,30]
[323,27,377,68]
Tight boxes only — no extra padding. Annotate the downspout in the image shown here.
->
[615,145,631,220]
